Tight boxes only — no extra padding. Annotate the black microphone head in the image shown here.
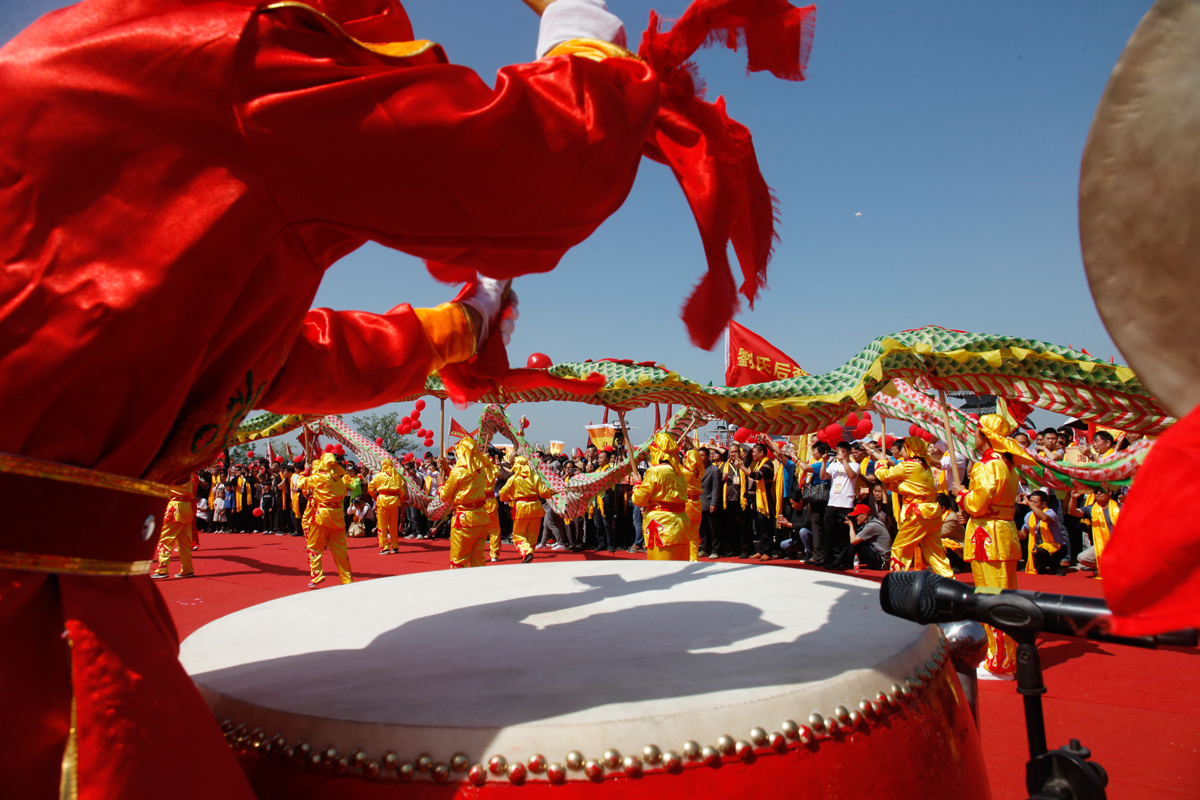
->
[880,571,941,625]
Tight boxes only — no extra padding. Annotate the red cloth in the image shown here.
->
[1104,403,1200,636]
[0,1,659,797]
[639,0,816,349]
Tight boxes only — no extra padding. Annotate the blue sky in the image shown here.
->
[2,1,1154,450]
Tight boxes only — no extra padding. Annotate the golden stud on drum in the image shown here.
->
[181,562,988,798]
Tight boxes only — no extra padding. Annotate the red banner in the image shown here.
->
[724,321,807,386]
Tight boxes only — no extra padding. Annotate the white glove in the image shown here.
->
[536,0,627,59]
[459,277,520,346]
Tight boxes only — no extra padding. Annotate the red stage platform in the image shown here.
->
[160,533,1199,799]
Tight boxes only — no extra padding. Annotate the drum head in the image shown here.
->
[181,562,938,773]
[1081,0,1200,419]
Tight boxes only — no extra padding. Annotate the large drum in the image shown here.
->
[181,562,989,799]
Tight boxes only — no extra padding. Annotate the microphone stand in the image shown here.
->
[992,605,1109,799]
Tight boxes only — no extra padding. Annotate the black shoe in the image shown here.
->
[738,552,751,559]
[522,553,534,564]
[608,548,616,554]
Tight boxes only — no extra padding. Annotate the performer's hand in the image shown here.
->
[956,512,967,526]
[536,0,627,58]
[458,277,519,347]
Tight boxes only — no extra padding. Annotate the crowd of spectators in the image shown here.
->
[191,421,1133,577]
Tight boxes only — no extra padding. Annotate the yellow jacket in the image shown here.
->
[631,463,689,547]
[961,452,1021,562]
[369,461,405,509]
[683,449,703,523]
[439,439,489,528]
[499,457,553,519]
[874,459,937,502]
[308,454,347,530]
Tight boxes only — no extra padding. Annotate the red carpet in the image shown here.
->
[159,533,1199,799]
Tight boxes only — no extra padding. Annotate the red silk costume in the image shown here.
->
[0,2,661,797]
[0,1,815,797]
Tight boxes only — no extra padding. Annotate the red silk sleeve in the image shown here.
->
[234,7,661,279]
[260,302,472,414]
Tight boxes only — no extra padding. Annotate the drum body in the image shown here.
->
[181,562,989,799]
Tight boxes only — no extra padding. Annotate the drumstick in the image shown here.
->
[519,0,556,16]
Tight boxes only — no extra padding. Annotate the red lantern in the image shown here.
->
[423,437,434,447]
[252,507,263,517]
[414,399,426,411]
[526,352,552,369]
[375,437,384,446]
[824,423,843,443]
[846,412,859,428]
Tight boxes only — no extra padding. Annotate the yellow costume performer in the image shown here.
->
[304,453,353,588]
[683,448,704,561]
[874,437,953,577]
[368,458,405,554]
[483,457,502,561]
[499,455,554,563]
[152,477,196,578]
[958,414,1033,678]
[631,432,692,561]
[1074,491,1121,578]
[440,438,491,569]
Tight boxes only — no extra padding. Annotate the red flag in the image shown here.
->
[725,320,807,386]
[449,418,478,440]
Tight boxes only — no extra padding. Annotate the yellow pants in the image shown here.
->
[891,502,954,578]
[971,558,1018,675]
[154,519,194,576]
[376,503,400,551]
[512,517,540,557]
[307,523,352,586]
[647,543,691,561]
[451,521,489,568]
[686,506,700,561]
[486,508,502,559]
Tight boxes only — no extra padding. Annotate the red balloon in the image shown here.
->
[526,352,552,369]
[732,427,751,443]
[861,411,872,425]
[854,419,873,439]
[333,444,345,455]
[414,399,426,411]
[824,423,843,443]
[401,424,412,435]
[252,507,263,517]
[324,443,334,453]
[909,424,923,438]
[924,429,938,443]
[375,437,384,446]
[846,412,859,428]
[395,424,404,435]
[423,437,434,447]
[293,455,304,463]
[401,415,411,425]
[968,413,981,422]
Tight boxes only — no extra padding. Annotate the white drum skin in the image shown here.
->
[182,562,989,798]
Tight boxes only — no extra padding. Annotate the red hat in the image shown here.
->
[851,503,871,517]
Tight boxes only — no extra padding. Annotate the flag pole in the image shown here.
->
[440,398,446,459]
[936,388,962,489]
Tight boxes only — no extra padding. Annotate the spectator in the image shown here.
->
[817,441,859,569]
[699,447,722,558]
[776,491,812,559]
[1068,485,1121,577]
[740,442,776,561]
[846,502,891,570]
[1020,490,1064,575]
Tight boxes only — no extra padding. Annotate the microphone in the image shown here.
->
[880,571,1197,649]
